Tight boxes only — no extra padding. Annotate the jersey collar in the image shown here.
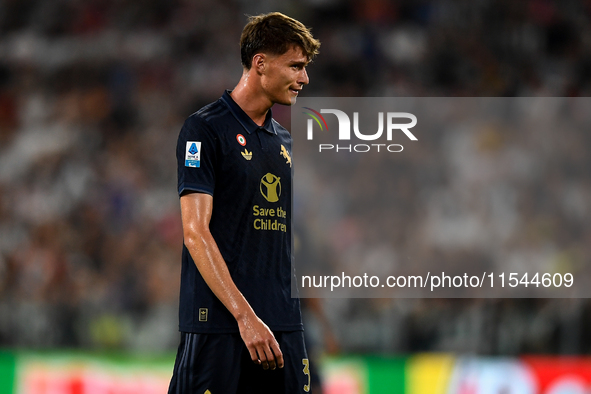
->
[221,90,277,135]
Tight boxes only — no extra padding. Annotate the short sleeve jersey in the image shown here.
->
[176,90,302,333]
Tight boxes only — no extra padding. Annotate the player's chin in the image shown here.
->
[287,91,299,105]
[276,95,296,106]
[288,89,299,105]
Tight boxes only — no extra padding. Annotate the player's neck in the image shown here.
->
[230,73,272,126]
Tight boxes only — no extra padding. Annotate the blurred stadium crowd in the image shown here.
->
[0,0,590,357]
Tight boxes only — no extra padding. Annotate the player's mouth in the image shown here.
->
[289,88,301,95]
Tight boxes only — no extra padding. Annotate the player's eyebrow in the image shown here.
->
[288,60,309,67]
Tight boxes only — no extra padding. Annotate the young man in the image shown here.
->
[169,12,320,394]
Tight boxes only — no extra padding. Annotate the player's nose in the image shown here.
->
[298,68,309,85]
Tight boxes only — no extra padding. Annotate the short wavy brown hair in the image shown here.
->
[240,12,320,69]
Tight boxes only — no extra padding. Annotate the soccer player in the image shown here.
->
[168,12,320,394]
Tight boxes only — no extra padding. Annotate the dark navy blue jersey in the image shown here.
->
[176,90,302,333]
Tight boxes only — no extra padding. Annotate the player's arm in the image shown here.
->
[180,191,284,370]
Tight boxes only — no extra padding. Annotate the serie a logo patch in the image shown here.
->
[185,141,201,167]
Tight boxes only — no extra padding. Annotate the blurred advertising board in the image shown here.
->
[522,357,591,394]
[320,354,591,394]
[0,351,173,394]
[3,351,591,394]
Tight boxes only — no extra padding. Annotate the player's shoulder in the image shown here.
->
[185,98,230,129]
[179,98,231,142]
[271,118,291,138]
[271,118,292,150]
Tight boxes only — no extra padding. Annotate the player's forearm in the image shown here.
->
[184,231,256,322]
[180,193,258,325]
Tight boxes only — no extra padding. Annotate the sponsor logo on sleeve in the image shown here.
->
[185,141,201,167]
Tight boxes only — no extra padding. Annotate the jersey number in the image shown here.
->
[302,358,310,392]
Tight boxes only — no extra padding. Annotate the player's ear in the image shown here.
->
[252,53,266,75]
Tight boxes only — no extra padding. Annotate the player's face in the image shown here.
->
[261,45,310,106]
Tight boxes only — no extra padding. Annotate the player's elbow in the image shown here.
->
[182,223,211,250]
